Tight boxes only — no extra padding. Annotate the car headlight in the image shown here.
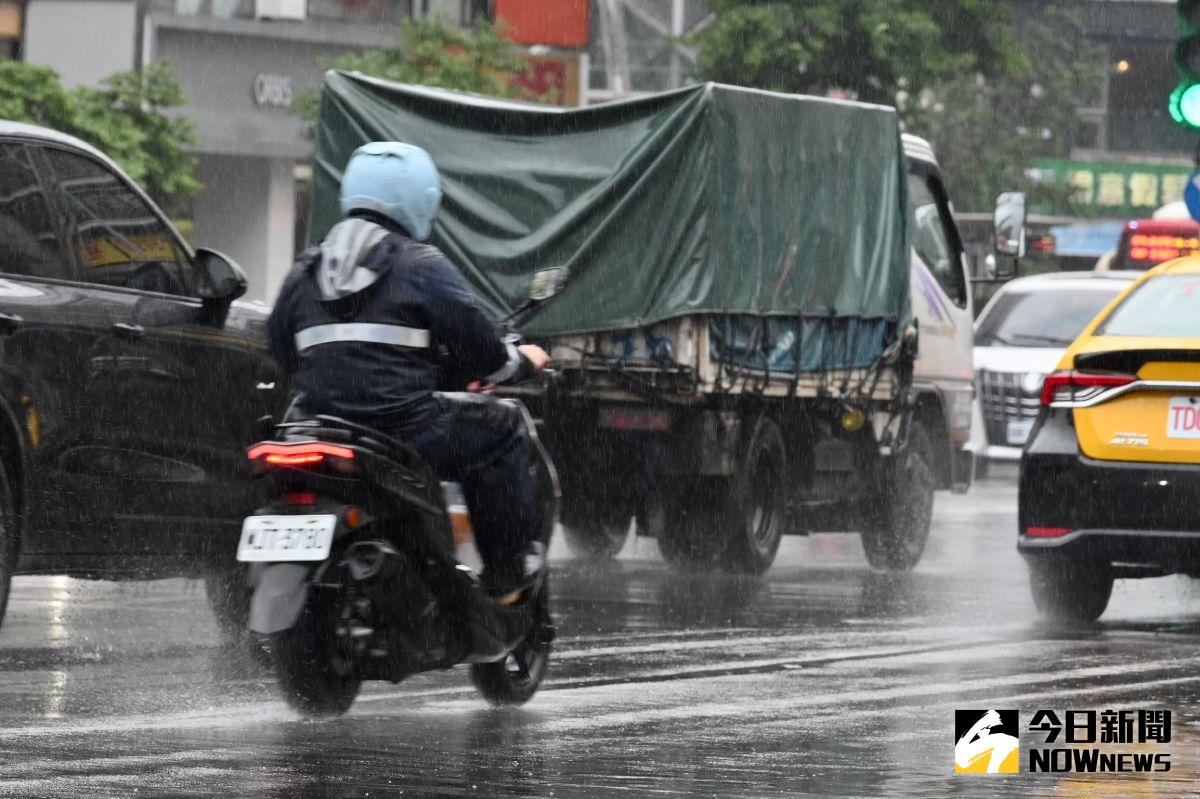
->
[1021,372,1044,395]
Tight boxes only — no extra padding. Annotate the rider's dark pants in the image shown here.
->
[405,392,538,587]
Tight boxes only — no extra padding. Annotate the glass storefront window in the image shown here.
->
[166,0,410,22]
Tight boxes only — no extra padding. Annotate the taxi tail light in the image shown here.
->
[247,442,356,469]
[1025,526,1073,538]
[1039,370,1136,406]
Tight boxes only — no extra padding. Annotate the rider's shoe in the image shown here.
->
[487,541,547,606]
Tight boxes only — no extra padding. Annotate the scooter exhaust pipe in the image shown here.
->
[345,540,401,581]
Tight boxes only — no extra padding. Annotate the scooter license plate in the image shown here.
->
[237,514,337,562]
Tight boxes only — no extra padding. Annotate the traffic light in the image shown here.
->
[1172,0,1200,129]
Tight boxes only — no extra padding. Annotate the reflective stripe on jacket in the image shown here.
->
[267,218,519,431]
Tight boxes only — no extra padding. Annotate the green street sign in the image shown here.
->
[1032,159,1196,215]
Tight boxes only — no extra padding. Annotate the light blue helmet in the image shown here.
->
[339,142,443,241]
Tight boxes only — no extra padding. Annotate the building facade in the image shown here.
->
[1016,0,1192,218]
[23,0,485,299]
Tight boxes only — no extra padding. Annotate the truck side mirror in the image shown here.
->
[981,191,1027,283]
[994,192,1027,259]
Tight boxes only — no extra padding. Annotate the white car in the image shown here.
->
[968,271,1139,472]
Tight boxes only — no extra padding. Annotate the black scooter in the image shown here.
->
[239,269,569,717]
[239,402,558,717]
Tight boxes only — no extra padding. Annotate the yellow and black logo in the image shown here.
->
[955,709,1020,774]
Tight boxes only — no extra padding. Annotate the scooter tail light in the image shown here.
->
[247,442,356,467]
[1040,370,1136,406]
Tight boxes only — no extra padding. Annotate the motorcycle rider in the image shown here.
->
[266,141,552,597]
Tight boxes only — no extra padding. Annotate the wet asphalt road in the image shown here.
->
[3,473,1200,798]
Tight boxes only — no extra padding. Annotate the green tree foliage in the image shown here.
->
[298,17,540,126]
[0,63,76,130]
[73,61,201,208]
[0,60,199,209]
[694,0,1023,106]
[907,6,1104,214]
[693,1,1103,214]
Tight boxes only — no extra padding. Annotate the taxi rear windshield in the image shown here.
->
[1098,275,1200,337]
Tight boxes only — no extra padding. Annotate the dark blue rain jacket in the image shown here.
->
[267,214,530,434]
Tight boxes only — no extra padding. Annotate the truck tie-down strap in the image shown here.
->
[295,323,431,351]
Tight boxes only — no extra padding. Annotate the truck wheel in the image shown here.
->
[861,421,935,572]
[725,417,788,574]
[0,463,17,630]
[560,503,630,560]
[1028,560,1113,622]
[974,455,990,480]
[649,480,725,568]
[204,567,251,642]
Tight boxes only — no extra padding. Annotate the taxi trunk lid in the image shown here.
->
[1070,347,1200,464]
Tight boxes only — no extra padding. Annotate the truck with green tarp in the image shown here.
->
[308,71,979,574]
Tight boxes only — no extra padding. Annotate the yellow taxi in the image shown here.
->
[1019,258,1200,621]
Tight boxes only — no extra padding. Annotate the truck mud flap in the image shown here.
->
[248,563,312,635]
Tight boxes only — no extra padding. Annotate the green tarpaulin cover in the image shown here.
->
[310,72,910,369]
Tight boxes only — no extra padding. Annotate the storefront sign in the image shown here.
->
[516,52,582,107]
[1033,158,1194,216]
[253,73,293,108]
[494,0,589,48]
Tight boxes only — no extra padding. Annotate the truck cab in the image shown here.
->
[903,134,975,493]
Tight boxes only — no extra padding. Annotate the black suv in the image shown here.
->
[0,122,281,632]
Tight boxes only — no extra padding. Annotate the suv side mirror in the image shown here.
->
[994,192,1027,259]
[195,247,248,304]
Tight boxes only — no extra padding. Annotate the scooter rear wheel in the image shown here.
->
[271,596,362,717]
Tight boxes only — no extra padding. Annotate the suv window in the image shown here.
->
[908,171,967,307]
[0,143,69,280]
[39,147,194,297]
[975,286,1124,348]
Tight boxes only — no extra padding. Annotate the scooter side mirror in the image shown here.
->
[529,267,569,303]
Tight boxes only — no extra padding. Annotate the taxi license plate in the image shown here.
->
[1167,396,1200,439]
[1007,419,1034,446]
[237,514,337,562]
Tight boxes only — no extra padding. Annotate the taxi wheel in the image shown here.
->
[862,422,935,572]
[1028,560,1113,623]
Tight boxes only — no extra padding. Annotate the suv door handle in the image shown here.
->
[112,323,146,341]
[0,313,22,335]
